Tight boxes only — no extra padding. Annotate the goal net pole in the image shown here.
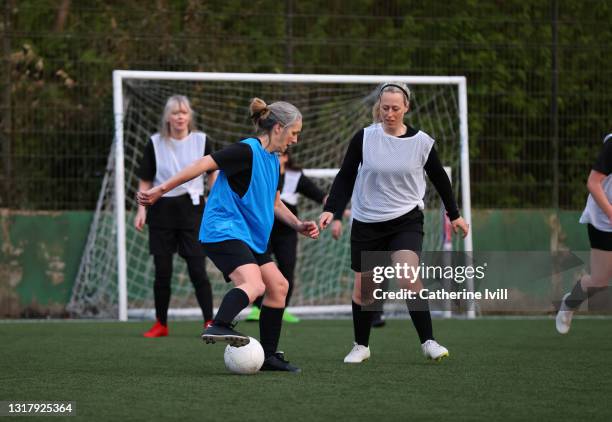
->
[113,71,128,322]
[458,80,475,319]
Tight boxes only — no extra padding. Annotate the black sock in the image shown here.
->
[194,283,214,322]
[214,288,250,326]
[253,295,264,308]
[564,280,588,309]
[352,301,373,347]
[154,286,171,326]
[153,255,173,326]
[259,305,284,358]
[406,295,434,343]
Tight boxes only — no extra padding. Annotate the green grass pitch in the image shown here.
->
[1,319,611,421]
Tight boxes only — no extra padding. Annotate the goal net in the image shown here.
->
[68,72,471,320]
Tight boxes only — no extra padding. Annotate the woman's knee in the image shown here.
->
[252,280,267,298]
[268,277,289,300]
[228,265,266,298]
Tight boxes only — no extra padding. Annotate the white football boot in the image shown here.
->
[343,343,371,363]
[556,293,574,334]
[421,339,449,361]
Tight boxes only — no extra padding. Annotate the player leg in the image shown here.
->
[143,254,173,337]
[371,275,388,328]
[245,243,272,322]
[557,225,612,334]
[273,232,300,322]
[557,250,612,334]
[344,271,374,363]
[246,295,264,322]
[580,249,612,310]
[201,240,266,346]
[391,231,449,361]
[247,232,299,323]
[143,227,177,338]
[343,231,382,363]
[258,262,300,372]
[202,263,264,346]
[178,229,214,327]
[184,255,214,327]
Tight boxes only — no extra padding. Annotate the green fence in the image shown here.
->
[0,209,592,317]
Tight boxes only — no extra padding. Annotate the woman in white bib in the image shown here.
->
[135,95,216,337]
[320,82,469,363]
[556,134,612,334]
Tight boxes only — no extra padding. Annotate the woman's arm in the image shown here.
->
[424,146,469,237]
[320,130,363,229]
[134,180,152,231]
[424,146,460,221]
[274,191,319,239]
[323,130,363,217]
[138,155,219,206]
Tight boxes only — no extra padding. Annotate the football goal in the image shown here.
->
[68,71,473,320]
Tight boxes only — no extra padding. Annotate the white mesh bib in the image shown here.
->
[351,123,434,223]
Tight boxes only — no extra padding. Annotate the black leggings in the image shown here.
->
[153,254,213,324]
[254,231,298,308]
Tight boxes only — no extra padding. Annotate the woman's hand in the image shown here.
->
[297,220,319,239]
[134,207,146,231]
[137,186,164,207]
[318,211,334,230]
[451,216,470,238]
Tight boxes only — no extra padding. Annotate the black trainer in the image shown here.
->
[201,322,250,347]
[371,311,386,328]
[260,352,301,373]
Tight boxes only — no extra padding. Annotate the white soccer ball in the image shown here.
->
[224,337,265,375]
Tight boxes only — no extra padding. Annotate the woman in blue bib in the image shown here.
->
[138,98,318,373]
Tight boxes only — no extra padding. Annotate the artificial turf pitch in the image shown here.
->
[1,319,611,421]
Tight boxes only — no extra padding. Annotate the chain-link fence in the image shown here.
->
[1,0,611,210]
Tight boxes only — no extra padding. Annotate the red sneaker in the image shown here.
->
[204,320,214,329]
[143,320,168,338]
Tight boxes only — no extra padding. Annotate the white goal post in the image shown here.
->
[74,71,473,321]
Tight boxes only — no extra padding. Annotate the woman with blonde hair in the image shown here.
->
[135,95,215,338]
[320,82,469,363]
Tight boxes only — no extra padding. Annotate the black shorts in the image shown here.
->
[588,224,612,251]
[149,227,205,257]
[203,239,274,282]
[350,208,424,272]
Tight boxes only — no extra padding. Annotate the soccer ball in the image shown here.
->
[224,337,265,375]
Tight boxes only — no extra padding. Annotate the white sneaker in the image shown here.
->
[556,293,574,334]
[343,343,371,363]
[421,339,449,361]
